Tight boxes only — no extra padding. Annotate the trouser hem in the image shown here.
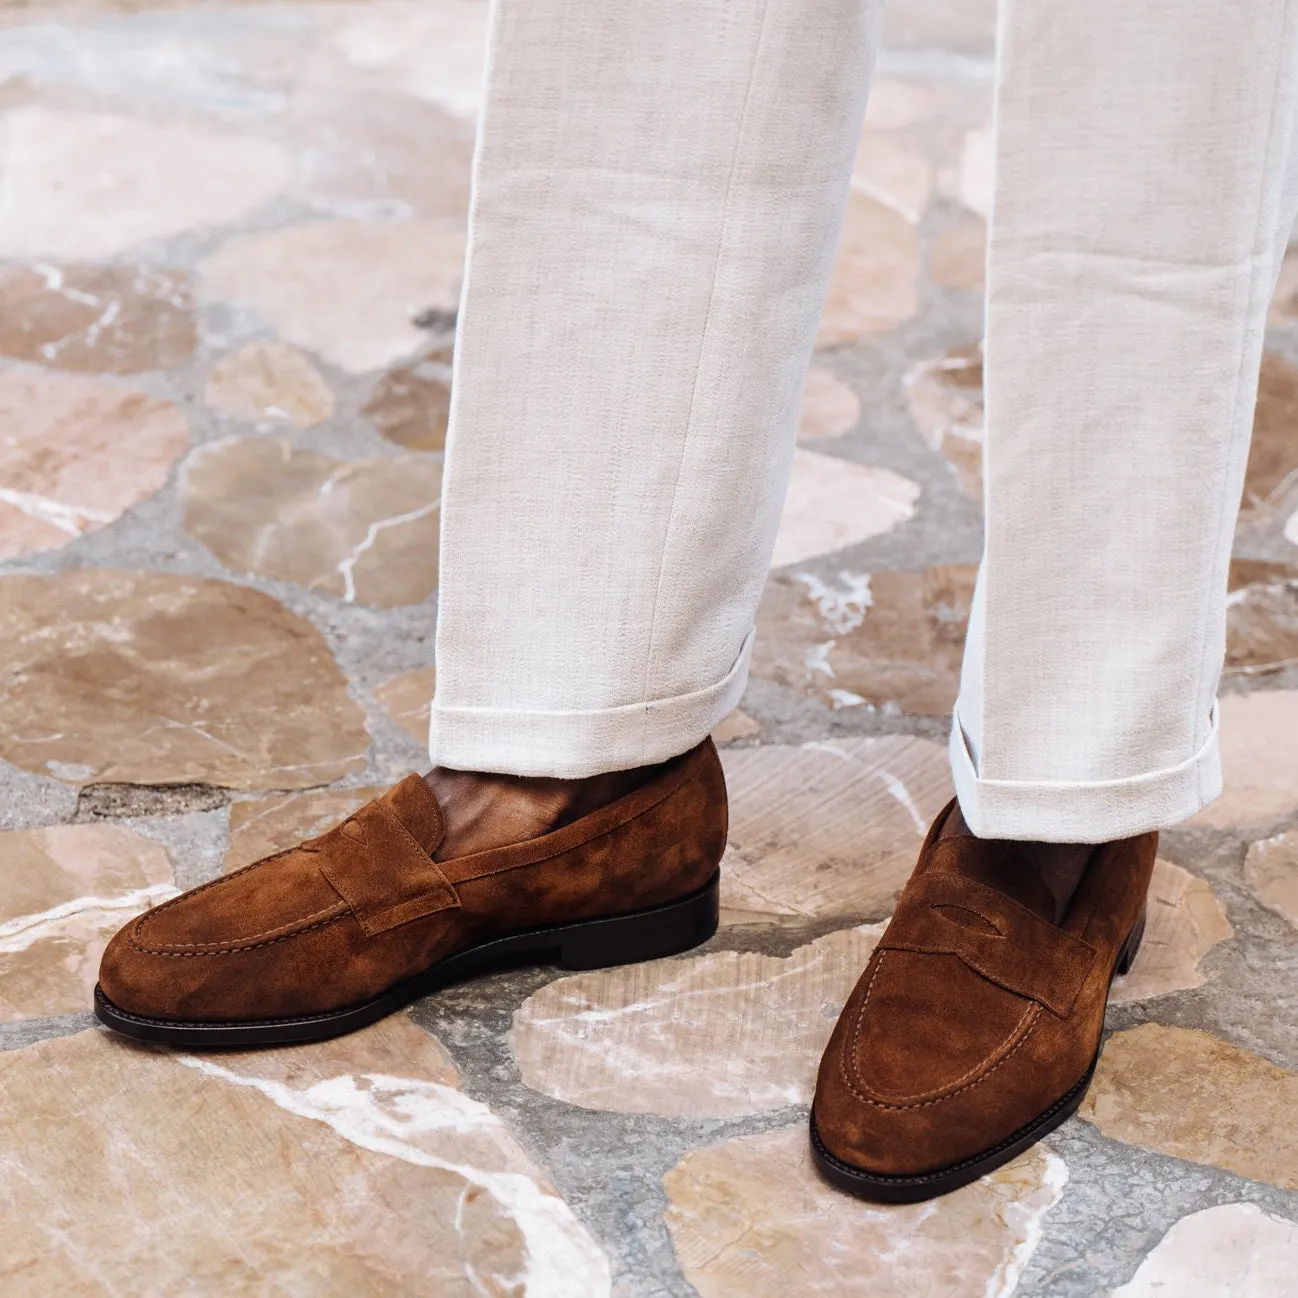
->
[949,702,1223,842]
[427,631,753,777]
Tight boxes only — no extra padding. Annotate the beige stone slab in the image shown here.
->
[664,1130,1065,1298]
[751,565,977,715]
[0,106,287,259]
[720,736,952,924]
[0,366,188,559]
[1225,559,1298,678]
[0,264,196,373]
[0,1020,611,1296]
[1113,1202,1298,1298]
[818,192,919,344]
[226,786,385,870]
[1242,353,1298,531]
[289,87,474,218]
[0,569,368,788]
[959,127,993,218]
[712,709,760,744]
[364,349,453,450]
[205,341,335,429]
[324,0,490,119]
[863,78,943,130]
[1271,249,1298,324]
[1244,828,1298,929]
[905,344,984,505]
[374,666,437,744]
[1079,1023,1298,1190]
[182,436,441,607]
[511,924,882,1118]
[851,133,933,223]
[0,824,174,1021]
[772,450,920,568]
[200,218,465,373]
[1110,859,1232,1005]
[881,0,998,55]
[1190,690,1298,829]
[797,366,860,443]
[930,218,986,292]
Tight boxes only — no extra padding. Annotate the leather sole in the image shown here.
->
[94,870,720,1050]
[809,909,1146,1204]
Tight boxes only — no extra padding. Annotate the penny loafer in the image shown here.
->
[810,799,1154,1202]
[95,739,727,1048]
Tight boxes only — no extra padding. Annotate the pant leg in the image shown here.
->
[952,0,1298,843]
[429,0,883,777]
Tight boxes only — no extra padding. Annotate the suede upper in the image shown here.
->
[813,800,1156,1177]
[99,739,728,1023]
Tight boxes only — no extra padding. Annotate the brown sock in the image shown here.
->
[938,805,1096,924]
[423,760,670,860]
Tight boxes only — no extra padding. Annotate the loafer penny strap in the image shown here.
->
[879,873,1098,1016]
[315,800,460,936]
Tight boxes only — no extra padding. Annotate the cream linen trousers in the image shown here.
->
[428,0,1298,843]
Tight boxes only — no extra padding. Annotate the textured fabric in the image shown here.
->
[429,0,884,776]
[954,0,1298,840]
[432,0,1298,840]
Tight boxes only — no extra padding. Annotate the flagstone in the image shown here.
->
[712,709,761,743]
[959,127,994,218]
[818,192,919,344]
[797,366,860,443]
[1270,249,1298,324]
[364,349,453,451]
[0,105,287,260]
[374,667,437,744]
[290,87,474,218]
[1241,353,1298,529]
[1225,560,1298,677]
[1244,828,1298,930]
[0,366,189,559]
[0,264,197,373]
[1110,859,1232,1004]
[511,924,883,1119]
[1080,1023,1298,1191]
[199,219,466,373]
[930,217,986,291]
[905,345,984,504]
[0,569,368,789]
[182,437,442,607]
[772,449,920,568]
[0,1019,611,1296]
[205,341,335,429]
[0,824,174,1022]
[862,78,943,130]
[1113,1203,1298,1298]
[226,786,385,870]
[663,1131,1065,1298]
[1190,690,1298,829]
[720,736,952,925]
[751,565,977,715]
[881,0,999,55]
[851,133,932,222]
[325,0,491,120]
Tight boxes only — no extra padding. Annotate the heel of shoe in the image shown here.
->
[1116,909,1147,976]
[558,872,720,971]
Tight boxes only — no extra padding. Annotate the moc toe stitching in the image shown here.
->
[128,904,352,956]
[840,973,1044,1110]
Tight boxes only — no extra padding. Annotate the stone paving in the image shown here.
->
[1,0,1297,1294]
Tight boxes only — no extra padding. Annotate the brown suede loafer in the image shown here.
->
[95,739,726,1048]
[811,799,1154,1202]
